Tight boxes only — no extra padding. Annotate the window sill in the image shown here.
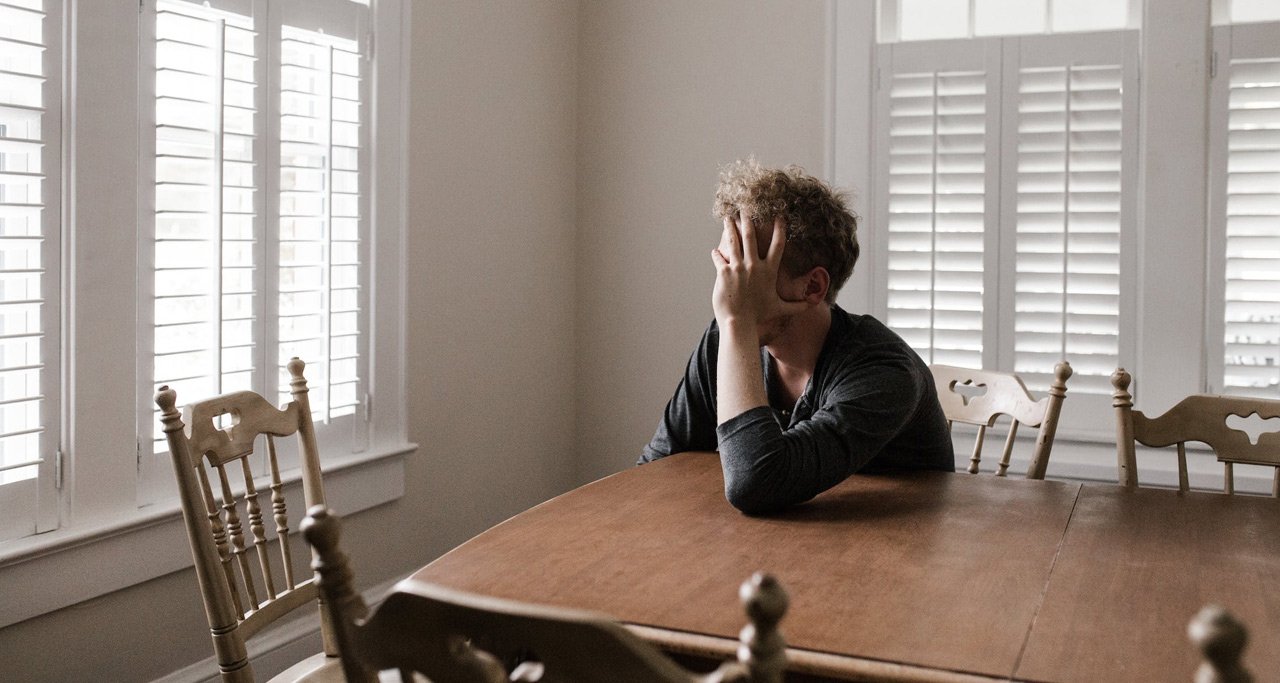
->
[0,443,415,629]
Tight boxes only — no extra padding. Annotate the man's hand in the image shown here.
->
[711,213,808,328]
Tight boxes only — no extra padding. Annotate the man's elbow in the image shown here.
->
[723,473,789,515]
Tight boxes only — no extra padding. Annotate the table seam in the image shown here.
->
[1010,482,1084,681]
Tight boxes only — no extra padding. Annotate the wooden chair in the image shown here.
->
[1189,605,1253,683]
[929,362,1072,479]
[1111,368,1280,495]
[156,357,338,682]
[299,505,790,683]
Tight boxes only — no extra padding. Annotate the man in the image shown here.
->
[640,159,954,514]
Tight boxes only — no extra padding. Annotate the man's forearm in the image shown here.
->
[716,318,767,425]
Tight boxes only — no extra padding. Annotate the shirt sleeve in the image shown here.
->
[638,322,720,464]
[714,349,928,514]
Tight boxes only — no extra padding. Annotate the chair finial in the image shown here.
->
[301,504,339,557]
[155,385,178,413]
[287,357,308,389]
[736,572,788,683]
[154,385,188,437]
[1189,605,1252,683]
[1051,361,1073,395]
[1111,368,1133,407]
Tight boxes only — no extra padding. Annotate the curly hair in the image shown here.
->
[713,159,859,303]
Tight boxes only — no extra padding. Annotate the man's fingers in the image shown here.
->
[721,217,741,264]
[711,248,728,268]
[738,211,759,264]
[767,217,787,265]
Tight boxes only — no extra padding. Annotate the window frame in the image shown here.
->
[135,0,378,506]
[0,0,411,629]
[867,28,1140,438]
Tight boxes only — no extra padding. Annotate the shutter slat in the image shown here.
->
[1014,63,1125,394]
[150,1,259,452]
[275,25,364,418]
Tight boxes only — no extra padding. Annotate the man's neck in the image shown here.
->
[765,303,833,382]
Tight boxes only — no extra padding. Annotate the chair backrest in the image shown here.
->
[1188,605,1253,683]
[300,506,790,683]
[155,357,332,683]
[1111,368,1280,496]
[930,362,1072,480]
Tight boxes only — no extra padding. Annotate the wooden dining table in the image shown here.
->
[411,452,1279,682]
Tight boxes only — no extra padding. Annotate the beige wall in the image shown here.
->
[0,1,581,680]
[1,1,833,679]
[574,0,831,483]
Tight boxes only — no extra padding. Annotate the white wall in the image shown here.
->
[574,0,833,483]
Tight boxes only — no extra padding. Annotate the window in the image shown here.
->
[886,0,1135,42]
[872,30,1138,431]
[1207,19,1280,397]
[0,0,59,542]
[0,0,404,601]
[139,0,372,502]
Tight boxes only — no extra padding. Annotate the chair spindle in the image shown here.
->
[1177,442,1190,493]
[217,464,260,611]
[268,435,295,590]
[996,421,1020,477]
[240,457,276,600]
[968,425,986,474]
[199,465,244,617]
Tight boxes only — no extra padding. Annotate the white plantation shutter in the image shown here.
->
[874,32,1137,434]
[0,0,58,531]
[1003,33,1138,398]
[276,24,364,420]
[1209,22,1280,397]
[148,0,259,456]
[876,40,1000,369]
[141,0,369,500]
[0,0,59,541]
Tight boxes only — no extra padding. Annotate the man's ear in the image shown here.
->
[803,267,830,304]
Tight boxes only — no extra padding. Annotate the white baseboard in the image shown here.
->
[153,575,405,683]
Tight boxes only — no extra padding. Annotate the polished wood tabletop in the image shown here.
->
[412,452,1279,682]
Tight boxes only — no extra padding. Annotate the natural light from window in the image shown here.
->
[0,0,50,487]
[893,0,1132,41]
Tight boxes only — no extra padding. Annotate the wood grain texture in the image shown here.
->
[1112,367,1280,493]
[413,452,1080,680]
[931,362,1071,480]
[1016,485,1280,682]
[155,357,333,682]
[304,505,791,683]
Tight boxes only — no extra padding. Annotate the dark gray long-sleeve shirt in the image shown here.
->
[640,306,954,514]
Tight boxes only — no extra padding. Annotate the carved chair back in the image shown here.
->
[155,357,333,682]
[929,362,1072,479]
[1111,368,1280,495]
[300,505,790,683]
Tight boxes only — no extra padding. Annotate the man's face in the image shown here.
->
[716,214,808,346]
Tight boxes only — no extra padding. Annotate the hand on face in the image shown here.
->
[711,213,810,329]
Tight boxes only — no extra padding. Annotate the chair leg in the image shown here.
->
[1177,443,1189,493]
